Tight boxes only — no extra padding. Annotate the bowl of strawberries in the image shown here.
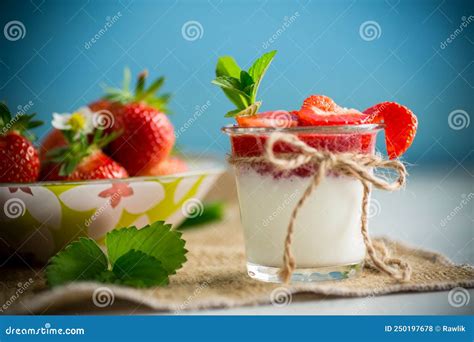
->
[0,70,224,264]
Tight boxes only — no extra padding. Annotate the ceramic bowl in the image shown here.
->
[0,158,225,264]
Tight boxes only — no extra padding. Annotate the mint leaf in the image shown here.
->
[225,109,243,118]
[106,221,187,275]
[211,76,251,102]
[225,101,261,118]
[215,56,249,110]
[248,50,277,102]
[213,51,277,116]
[112,250,169,288]
[46,238,108,287]
[216,56,241,78]
[239,71,254,91]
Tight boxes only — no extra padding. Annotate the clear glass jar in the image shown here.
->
[222,124,384,283]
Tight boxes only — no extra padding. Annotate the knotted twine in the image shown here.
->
[228,132,412,284]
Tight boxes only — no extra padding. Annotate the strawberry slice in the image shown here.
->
[297,95,367,126]
[301,95,339,113]
[363,102,418,159]
[236,111,298,128]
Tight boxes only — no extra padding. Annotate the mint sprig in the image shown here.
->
[212,50,277,117]
[46,221,187,288]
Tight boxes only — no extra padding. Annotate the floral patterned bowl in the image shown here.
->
[0,158,225,264]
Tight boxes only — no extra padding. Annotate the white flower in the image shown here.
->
[52,106,95,137]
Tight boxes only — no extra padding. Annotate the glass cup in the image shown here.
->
[223,124,384,283]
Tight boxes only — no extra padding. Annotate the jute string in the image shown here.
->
[228,132,412,284]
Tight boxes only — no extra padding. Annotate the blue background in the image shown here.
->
[0,315,472,342]
[0,0,473,165]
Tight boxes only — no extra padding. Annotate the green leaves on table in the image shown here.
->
[46,221,187,288]
[179,202,224,229]
[212,50,277,117]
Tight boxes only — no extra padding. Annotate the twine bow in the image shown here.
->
[229,132,412,284]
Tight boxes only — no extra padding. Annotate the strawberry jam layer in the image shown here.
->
[230,132,377,178]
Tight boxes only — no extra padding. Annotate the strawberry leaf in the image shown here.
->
[46,238,108,287]
[45,221,187,289]
[106,221,187,275]
[112,250,169,287]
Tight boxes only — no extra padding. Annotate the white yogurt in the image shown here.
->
[234,168,367,268]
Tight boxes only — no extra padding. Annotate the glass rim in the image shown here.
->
[221,123,385,135]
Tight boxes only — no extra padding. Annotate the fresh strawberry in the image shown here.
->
[144,156,188,176]
[236,110,298,128]
[101,70,174,176]
[298,95,367,126]
[67,150,128,181]
[44,129,127,181]
[88,99,114,113]
[363,102,418,159]
[0,103,42,183]
[91,68,170,118]
[107,102,175,176]
[40,129,67,162]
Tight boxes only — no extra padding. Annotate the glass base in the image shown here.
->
[246,261,363,283]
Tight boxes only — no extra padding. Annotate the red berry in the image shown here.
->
[40,129,67,162]
[236,111,298,128]
[88,99,114,113]
[144,156,188,176]
[363,102,418,159]
[67,150,128,181]
[297,95,367,126]
[0,133,40,183]
[301,95,339,113]
[107,103,175,176]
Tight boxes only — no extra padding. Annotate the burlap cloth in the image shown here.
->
[1,174,474,314]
